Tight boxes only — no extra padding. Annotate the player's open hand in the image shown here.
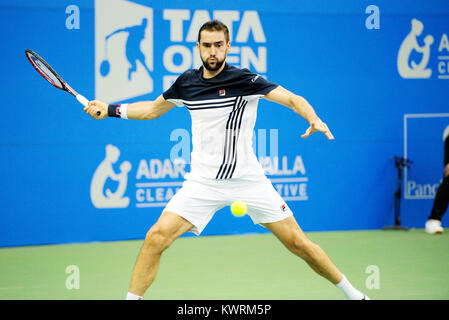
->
[84,100,108,120]
[301,119,334,140]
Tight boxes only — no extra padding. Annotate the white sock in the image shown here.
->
[126,292,143,300]
[335,275,365,300]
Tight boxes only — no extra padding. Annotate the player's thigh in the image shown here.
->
[261,216,309,249]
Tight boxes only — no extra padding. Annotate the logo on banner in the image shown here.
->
[95,0,154,102]
[403,114,449,199]
[90,144,132,208]
[397,18,449,80]
[95,0,269,101]
[90,146,187,209]
[397,18,434,79]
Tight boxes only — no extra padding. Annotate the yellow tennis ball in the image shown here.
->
[231,200,247,217]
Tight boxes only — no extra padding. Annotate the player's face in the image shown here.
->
[198,30,230,72]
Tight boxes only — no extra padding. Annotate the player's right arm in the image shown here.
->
[84,94,176,120]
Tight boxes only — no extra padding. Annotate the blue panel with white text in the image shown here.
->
[0,0,448,246]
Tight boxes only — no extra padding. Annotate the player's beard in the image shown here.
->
[202,55,225,71]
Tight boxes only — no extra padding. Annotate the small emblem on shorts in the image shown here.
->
[219,89,226,96]
[281,203,288,212]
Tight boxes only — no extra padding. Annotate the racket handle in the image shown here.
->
[76,94,101,116]
[76,94,88,107]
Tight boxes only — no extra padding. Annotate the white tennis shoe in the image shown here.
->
[425,219,444,234]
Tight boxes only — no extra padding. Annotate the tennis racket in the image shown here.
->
[25,49,100,116]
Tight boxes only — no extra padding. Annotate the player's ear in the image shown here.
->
[226,41,231,53]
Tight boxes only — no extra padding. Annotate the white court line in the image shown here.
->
[403,113,449,199]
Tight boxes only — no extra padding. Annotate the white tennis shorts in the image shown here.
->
[163,177,293,235]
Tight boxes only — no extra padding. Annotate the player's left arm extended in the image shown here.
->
[263,86,334,140]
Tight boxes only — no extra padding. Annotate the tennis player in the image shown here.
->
[85,20,369,300]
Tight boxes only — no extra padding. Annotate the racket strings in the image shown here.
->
[26,51,64,89]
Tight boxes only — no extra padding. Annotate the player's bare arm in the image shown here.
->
[84,94,176,120]
[263,86,334,140]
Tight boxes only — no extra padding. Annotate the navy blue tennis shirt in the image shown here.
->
[163,63,278,103]
[162,63,279,181]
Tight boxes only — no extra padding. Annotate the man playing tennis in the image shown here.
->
[85,20,369,300]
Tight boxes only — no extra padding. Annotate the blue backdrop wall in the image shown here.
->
[1,0,448,247]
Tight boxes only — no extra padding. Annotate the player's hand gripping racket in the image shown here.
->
[25,49,101,116]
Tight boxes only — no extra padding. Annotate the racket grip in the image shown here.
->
[76,94,101,116]
[76,94,89,107]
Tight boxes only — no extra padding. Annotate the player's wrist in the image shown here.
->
[308,116,320,125]
[107,104,128,119]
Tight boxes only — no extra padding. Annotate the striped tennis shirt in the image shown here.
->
[163,63,278,181]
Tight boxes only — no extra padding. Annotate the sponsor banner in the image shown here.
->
[89,144,309,209]
[3,0,449,247]
[403,114,449,199]
[95,0,269,103]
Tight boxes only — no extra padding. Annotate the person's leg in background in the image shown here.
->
[426,136,449,234]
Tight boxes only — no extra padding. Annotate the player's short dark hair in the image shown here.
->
[198,20,230,43]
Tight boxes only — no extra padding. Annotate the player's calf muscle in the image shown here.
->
[283,234,317,260]
[289,236,313,256]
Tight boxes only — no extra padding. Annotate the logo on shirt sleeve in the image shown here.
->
[219,89,226,96]
[251,75,260,82]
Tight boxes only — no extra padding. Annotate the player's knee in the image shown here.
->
[144,225,172,253]
[288,235,315,258]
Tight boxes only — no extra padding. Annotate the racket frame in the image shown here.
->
[25,49,98,115]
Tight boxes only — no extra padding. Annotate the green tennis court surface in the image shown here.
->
[0,229,448,300]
